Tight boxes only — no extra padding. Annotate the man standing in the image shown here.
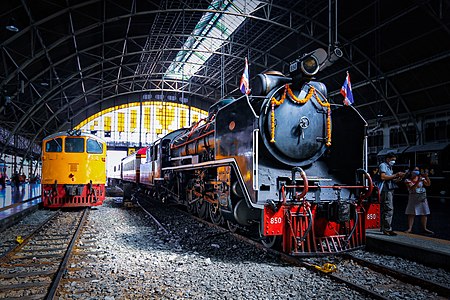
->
[379,152,405,236]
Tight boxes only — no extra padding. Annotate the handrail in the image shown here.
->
[291,167,309,202]
[170,130,215,150]
[356,168,373,202]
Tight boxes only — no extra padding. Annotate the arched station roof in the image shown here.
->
[1,0,449,158]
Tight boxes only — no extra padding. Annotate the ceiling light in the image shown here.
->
[6,18,19,32]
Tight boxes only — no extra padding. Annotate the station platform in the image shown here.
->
[0,183,42,231]
[366,230,450,270]
[366,193,450,270]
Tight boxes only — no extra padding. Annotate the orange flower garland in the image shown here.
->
[270,102,276,143]
[326,107,331,147]
[286,84,314,104]
[270,84,332,147]
[270,87,287,142]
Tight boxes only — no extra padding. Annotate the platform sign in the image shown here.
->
[127,148,136,156]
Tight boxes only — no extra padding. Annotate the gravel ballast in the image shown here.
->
[60,198,366,299]
[2,197,449,299]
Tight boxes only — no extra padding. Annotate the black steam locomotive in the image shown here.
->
[121,50,380,255]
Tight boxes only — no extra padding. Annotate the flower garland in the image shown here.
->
[270,84,332,147]
[270,88,287,142]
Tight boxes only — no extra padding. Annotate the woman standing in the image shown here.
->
[404,167,433,234]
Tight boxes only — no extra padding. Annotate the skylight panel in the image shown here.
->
[165,0,260,80]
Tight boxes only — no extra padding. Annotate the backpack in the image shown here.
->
[372,169,384,192]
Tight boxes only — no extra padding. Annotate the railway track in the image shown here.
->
[136,196,450,300]
[0,209,89,299]
[0,212,58,259]
[137,200,169,235]
[325,253,450,300]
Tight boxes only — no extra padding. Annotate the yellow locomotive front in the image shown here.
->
[41,131,106,208]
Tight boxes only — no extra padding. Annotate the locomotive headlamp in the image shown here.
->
[289,54,320,77]
[300,55,319,76]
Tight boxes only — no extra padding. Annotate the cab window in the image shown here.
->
[148,147,153,161]
[65,138,84,153]
[46,138,62,152]
[87,138,103,154]
[154,144,159,160]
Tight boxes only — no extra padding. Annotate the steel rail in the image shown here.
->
[342,253,450,298]
[136,200,169,235]
[0,210,60,260]
[141,195,446,300]
[45,208,89,300]
[186,210,395,299]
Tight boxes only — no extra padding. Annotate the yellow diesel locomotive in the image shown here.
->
[42,131,106,208]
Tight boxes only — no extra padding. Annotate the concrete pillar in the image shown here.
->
[382,124,390,149]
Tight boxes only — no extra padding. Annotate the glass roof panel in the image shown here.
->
[165,0,260,80]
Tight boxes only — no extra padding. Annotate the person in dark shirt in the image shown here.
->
[0,173,5,189]
[379,152,405,236]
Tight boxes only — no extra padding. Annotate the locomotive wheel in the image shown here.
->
[226,220,239,233]
[260,235,279,248]
[209,202,223,225]
[151,189,158,200]
[197,199,209,220]
[259,225,280,248]
[186,190,197,215]
[187,202,197,215]
[122,183,133,204]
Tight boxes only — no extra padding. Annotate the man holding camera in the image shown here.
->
[379,152,405,236]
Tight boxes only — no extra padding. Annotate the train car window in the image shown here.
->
[149,147,154,161]
[154,144,159,160]
[45,138,62,152]
[65,137,84,153]
[87,138,103,154]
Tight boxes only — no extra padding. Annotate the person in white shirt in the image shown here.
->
[404,167,433,234]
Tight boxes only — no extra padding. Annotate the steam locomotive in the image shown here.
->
[120,50,380,255]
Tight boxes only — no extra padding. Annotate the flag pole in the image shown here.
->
[245,93,258,118]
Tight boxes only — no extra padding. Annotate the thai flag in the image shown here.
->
[240,57,250,95]
[340,71,354,106]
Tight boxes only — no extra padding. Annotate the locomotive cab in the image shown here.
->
[41,132,106,208]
